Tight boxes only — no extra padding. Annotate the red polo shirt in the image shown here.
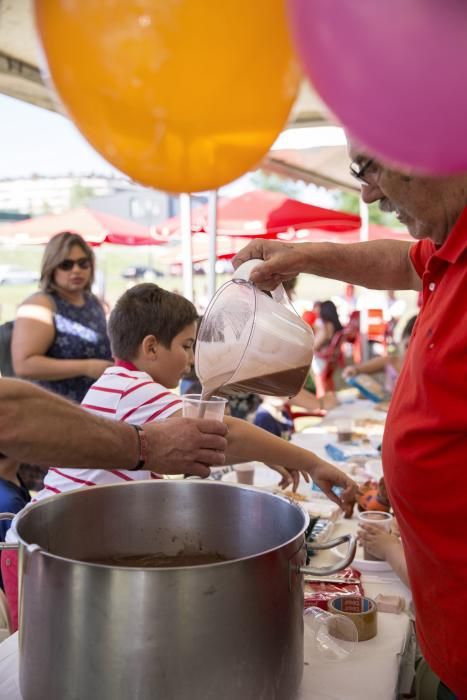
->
[383,208,467,697]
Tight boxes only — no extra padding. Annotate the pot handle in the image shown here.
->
[0,513,19,551]
[298,534,357,577]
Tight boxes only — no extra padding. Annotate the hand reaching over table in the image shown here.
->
[310,460,359,510]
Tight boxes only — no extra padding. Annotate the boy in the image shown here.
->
[36,284,357,502]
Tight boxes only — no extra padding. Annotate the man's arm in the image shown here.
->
[233,239,422,292]
[0,379,227,477]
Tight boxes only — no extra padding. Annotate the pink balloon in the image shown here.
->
[287,0,467,174]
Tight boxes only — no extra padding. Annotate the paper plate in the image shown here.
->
[335,541,393,573]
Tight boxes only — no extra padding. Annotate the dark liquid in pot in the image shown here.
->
[85,552,228,568]
[218,365,310,397]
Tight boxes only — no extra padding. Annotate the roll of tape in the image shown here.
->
[328,595,378,641]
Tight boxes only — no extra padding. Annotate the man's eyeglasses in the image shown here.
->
[349,158,375,185]
[57,257,91,272]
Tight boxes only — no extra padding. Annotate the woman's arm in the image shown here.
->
[313,325,331,352]
[290,387,321,412]
[12,294,110,380]
[343,356,388,378]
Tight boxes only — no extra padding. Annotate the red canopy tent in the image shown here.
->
[164,224,411,264]
[0,207,164,246]
[156,190,361,239]
[158,234,250,265]
[277,223,413,245]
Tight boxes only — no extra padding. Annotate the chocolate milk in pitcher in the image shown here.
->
[196,260,314,400]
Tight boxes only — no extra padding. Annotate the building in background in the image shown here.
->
[0,174,207,230]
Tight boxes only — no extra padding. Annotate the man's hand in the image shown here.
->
[144,418,228,478]
[232,240,308,291]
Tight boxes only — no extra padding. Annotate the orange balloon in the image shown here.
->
[35,1,301,193]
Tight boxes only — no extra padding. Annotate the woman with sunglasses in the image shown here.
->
[12,231,112,403]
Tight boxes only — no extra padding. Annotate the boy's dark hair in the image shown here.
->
[108,283,198,360]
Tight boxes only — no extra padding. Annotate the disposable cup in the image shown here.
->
[358,511,393,561]
[233,462,256,485]
[182,394,227,420]
[335,417,354,442]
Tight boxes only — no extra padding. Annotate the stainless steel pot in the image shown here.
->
[2,480,355,700]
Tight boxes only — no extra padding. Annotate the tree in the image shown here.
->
[69,183,97,208]
[250,170,306,198]
[334,190,402,228]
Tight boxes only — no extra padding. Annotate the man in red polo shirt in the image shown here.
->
[233,150,467,699]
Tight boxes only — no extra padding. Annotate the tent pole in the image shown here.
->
[359,200,370,359]
[207,190,218,298]
[180,193,193,301]
[359,200,369,242]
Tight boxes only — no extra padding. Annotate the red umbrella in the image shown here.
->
[0,207,164,246]
[157,190,361,239]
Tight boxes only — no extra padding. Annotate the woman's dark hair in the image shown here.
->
[319,300,343,332]
[401,314,417,340]
[108,283,198,360]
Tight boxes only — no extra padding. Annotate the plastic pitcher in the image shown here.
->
[195,259,314,398]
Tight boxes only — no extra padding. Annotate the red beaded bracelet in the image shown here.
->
[130,424,148,471]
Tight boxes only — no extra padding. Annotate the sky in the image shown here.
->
[0,94,119,179]
[0,93,344,206]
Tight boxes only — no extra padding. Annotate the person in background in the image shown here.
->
[0,455,30,591]
[311,300,344,397]
[253,396,294,440]
[302,301,321,329]
[343,315,417,393]
[333,283,358,324]
[12,231,112,404]
[358,518,409,588]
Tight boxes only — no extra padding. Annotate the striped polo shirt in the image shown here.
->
[33,364,183,503]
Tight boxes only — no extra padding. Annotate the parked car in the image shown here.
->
[121,265,164,281]
[0,265,39,285]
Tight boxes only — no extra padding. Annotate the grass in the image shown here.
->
[0,243,419,324]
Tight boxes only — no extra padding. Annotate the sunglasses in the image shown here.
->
[57,257,91,272]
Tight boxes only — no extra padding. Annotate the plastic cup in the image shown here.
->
[358,510,393,561]
[304,606,358,661]
[233,462,256,485]
[335,417,354,442]
[182,394,227,420]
